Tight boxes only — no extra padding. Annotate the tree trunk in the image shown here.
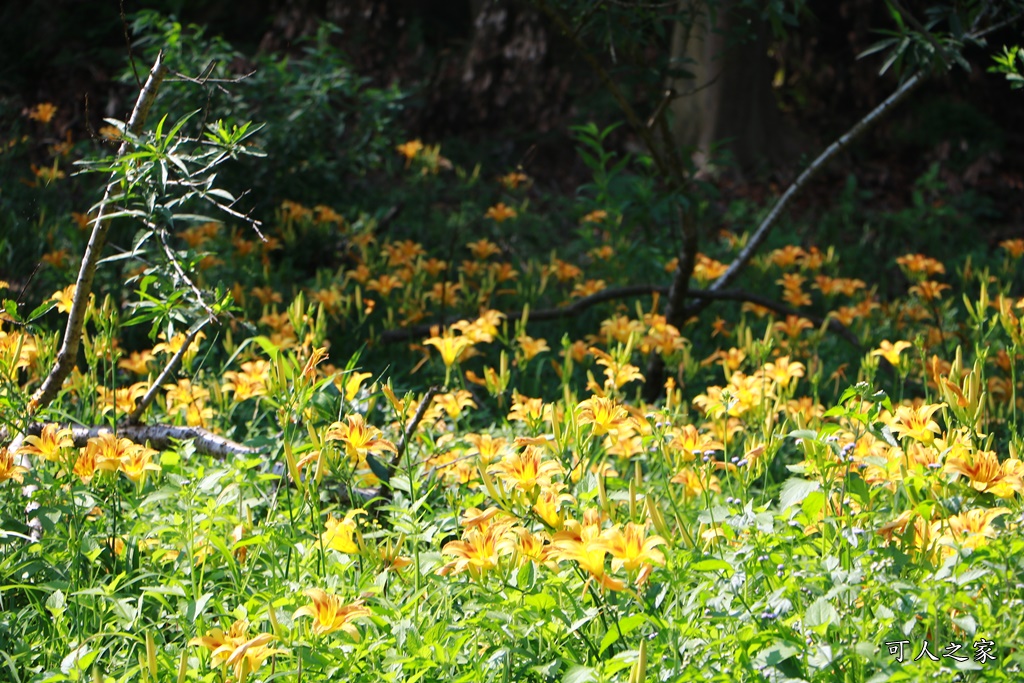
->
[667,1,801,176]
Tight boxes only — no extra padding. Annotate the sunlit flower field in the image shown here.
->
[2,45,1024,682]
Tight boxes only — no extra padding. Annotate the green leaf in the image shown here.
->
[884,1,905,30]
[801,490,826,520]
[804,597,839,629]
[60,644,96,675]
[952,614,977,636]
[366,453,391,484]
[691,558,734,575]
[46,589,66,616]
[562,665,598,683]
[779,477,820,512]
[875,424,899,448]
[845,472,871,506]
[525,593,557,612]
[515,561,535,591]
[753,640,801,669]
[598,614,647,655]
[822,404,846,418]
[26,300,57,322]
[251,335,282,361]
[207,188,236,202]
[165,110,200,145]
[788,429,818,442]
[185,592,215,623]
[879,36,910,76]
[3,299,20,323]
[154,112,169,142]
[837,382,869,405]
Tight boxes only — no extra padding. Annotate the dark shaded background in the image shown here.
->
[2,0,1021,226]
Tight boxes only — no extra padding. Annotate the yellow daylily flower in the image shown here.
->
[293,589,370,638]
[870,340,913,366]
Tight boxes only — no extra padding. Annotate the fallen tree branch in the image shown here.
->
[31,52,168,413]
[683,71,924,324]
[376,284,859,348]
[694,288,862,348]
[686,14,1020,321]
[379,285,669,344]
[5,422,259,458]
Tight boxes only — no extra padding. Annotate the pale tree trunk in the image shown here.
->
[667,0,801,176]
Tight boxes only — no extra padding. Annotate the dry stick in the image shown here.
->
[155,226,219,319]
[686,70,925,321]
[8,418,255,539]
[31,51,168,413]
[534,0,703,400]
[642,69,927,398]
[14,53,167,538]
[126,319,212,425]
[643,206,699,401]
[374,385,443,512]
[649,12,1023,392]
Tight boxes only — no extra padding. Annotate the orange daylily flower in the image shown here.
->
[19,423,74,462]
[604,522,667,586]
[294,589,371,638]
[488,446,564,493]
[325,414,397,463]
[0,447,29,484]
[888,403,945,445]
[944,450,1023,498]
[485,202,517,223]
[576,396,629,436]
[320,509,367,554]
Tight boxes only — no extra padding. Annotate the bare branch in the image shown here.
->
[681,14,1022,326]
[376,284,859,348]
[154,226,219,319]
[202,195,265,241]
[127,317,213,424]
[5,422,259,458]
[168,69,258,85]
[374,385,443,513]
[395,385,443,463]
[686,70,925,320]
[31,52,169,413]
[643,207,698,400]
